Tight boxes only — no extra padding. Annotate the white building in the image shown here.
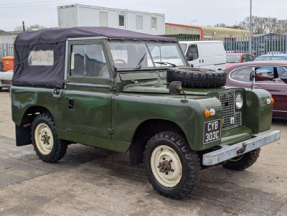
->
[57,4,165,35]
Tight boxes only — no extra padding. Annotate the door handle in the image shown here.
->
[69,100,74,109]
[53,88,61,97]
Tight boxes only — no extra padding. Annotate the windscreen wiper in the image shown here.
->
[135,53,147,69]
[154,61,177,67]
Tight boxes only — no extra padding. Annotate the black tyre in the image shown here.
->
[0,87,2,91]
[167,67,226,88]
[222,149,261,171]
[31,113,67,163]
[144,132,200,199]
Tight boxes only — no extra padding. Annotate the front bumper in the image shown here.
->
[202,130,280,166]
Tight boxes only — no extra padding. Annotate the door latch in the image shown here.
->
[108,128,115,136]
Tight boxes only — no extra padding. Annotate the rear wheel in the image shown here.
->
[144,132,200,199]
[222,149,261,171]
[31,113,67,163]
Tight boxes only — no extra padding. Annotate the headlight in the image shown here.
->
[236,94,243,109]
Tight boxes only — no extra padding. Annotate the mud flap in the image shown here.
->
[16,125,32,146]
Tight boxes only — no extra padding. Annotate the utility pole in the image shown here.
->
[22,21,25,32]
[249,0,252,54]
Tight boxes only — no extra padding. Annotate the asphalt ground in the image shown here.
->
[0,90,286,216]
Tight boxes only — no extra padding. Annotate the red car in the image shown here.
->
[226,53,256,68]
[224,61,287,119]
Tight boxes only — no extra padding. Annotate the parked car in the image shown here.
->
[226,53,255,68]
[255,54,287,61]
[11,27,279,199]
[225,61,287,118]
[0,70,13,91]
[179,41,226,70]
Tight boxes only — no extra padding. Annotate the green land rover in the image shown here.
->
[11,27,280,199]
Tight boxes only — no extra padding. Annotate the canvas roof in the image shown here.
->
[15,27,177,45]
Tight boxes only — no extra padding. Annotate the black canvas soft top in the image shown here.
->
[14,27,177,45]
[12,27,177,88]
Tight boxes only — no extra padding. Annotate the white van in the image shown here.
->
[179,41,226,70]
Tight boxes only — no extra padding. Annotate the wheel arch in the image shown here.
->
[15,106,53,147]
[129,118,187,166]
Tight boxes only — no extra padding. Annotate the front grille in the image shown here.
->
[219,91,242,131]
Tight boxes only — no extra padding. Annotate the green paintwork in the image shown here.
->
[11,38,274,153]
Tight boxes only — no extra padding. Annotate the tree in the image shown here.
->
[14,24,46,32]
[27,24,46,30]
[239,16,287,34]
[214,23,227,27]
[14,26,23,32]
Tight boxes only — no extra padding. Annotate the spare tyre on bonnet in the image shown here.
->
[167,67,226,88]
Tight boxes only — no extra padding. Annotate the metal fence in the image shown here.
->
[178,35,287,57]
[2,35,287,59]
[0,43,14,60]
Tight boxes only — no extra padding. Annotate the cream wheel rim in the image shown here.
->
[150,145,182,188]
[34,123,54,155]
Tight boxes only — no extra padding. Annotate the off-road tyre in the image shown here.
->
[222,149,261,171]
[31,113,67,163]
[167,67,226,88]
[144,132,200,199]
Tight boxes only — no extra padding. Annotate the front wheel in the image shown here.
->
[222,149,261,171]
[144,132,200,199]
[31,113,67,163]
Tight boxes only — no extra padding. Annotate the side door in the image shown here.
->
[185,44,200,67]
[212,42,226,70]
[255,67,287,118]
[64,39,114,139]
[197,43,214,70]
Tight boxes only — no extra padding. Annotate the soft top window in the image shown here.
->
[28,50,54,66]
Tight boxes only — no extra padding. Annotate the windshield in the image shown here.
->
[179,43,187,53]
[108,41,186,70]
[226,55,241,63]
[255,56,287,61]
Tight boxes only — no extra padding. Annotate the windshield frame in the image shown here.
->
[106,40,188,71]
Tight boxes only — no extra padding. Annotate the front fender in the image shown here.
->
[113,93,222,151]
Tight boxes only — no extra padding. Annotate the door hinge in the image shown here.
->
[108,128,115,135]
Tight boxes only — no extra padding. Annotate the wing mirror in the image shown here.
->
[242,60,247,63]
[169,81,186,100]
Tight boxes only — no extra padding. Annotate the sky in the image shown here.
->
[1,0,287,31]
